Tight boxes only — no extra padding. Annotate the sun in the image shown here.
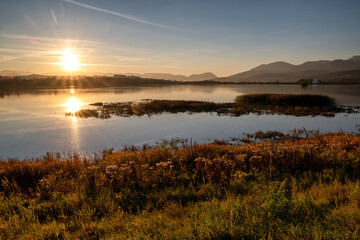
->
[60,49,80,71]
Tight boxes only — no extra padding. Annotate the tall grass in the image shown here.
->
[236,93,336,107]
[1,131,359,239]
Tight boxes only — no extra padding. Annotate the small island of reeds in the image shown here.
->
[1,130,360,239]
[66,93,353,119]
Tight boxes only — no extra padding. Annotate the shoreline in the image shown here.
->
[1,77,360,92]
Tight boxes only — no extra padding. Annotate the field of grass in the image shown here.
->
[67,94,350,119]
[1,130,360,239]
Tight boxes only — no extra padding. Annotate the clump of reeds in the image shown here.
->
[234,93,343,117]
[235,93,336,107]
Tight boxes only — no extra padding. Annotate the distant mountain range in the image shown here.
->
[1,56,360,83]
[216,55,360,83]
[0,70,33,76]
[0,70,217,82]
[125,72,217,81]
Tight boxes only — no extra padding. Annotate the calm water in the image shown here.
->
[0,84,359,159]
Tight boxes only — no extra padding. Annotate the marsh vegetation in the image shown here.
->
[66,93,351,119]
[1,130,359,239]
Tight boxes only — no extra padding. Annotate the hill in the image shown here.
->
[218,55,360,83]
[126,72,217,81]
[0,70,33,76]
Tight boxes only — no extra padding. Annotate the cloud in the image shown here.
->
[62,0,179,30]
[51,10,58,25]
[24,15,36,27]
[0,33,96,44]
[0,33,151,57]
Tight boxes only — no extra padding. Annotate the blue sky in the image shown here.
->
[0,0,359,76]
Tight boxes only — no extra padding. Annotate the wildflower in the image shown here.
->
[155,161,173,168]
[119,164,131,172]
[105,165,119,175]
[141,164,150,169]
[235,154,247,162]
[86,166,100,171]
[106,165,118,171]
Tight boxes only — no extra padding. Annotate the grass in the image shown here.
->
[234,93,342,117]
[1,131,360,239]
[66,100,236,119]
[235,93,336,107]
[66,94,351,119]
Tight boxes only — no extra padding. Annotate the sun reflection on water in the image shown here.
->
[63,96,81,150]
[64,96,82,115]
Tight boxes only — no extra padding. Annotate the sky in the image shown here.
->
[0,0,360,77]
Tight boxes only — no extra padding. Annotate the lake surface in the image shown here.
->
[0,84,359,159]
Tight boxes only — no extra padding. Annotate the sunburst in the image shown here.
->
[60,49,80,71]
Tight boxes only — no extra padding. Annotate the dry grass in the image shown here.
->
[236,93,336,107]
[1,131,359,239]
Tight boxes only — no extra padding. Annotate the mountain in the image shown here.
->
[127,73,188,81]
[218,55,360,83]
[188,72,217,81]
[348,55,360,62]
[250,61,295,72]
[0,70,33,76]
[126,72,217,81]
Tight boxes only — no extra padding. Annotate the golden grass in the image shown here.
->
[0,131,359,239]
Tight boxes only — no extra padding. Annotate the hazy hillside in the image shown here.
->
[187,72,218,81]
[250,61,296,72]
[0,70,33,76]
[2,56,359,84]
[0,75,182,90]
[127,72,217,81]
[317,69,360,83]
[218,55,360,83]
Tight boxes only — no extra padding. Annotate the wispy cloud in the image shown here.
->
[51,10,58,25]
[0,33,96,44]
[0,33,150,56]
[24,15,36,27]
[62,0,179,30]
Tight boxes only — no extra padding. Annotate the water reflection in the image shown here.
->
[64,96,82,114]
[70,115,80,152]
[1,85,359,159]
[1,85,360,106]
[66,92,80,152]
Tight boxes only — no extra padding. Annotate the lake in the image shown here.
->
[0,84,359,159]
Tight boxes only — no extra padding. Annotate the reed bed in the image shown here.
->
[66,94,350,119]
[235,93,336,107]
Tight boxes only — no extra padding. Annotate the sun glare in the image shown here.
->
[61,49,80,71]
[65,97,82,114]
